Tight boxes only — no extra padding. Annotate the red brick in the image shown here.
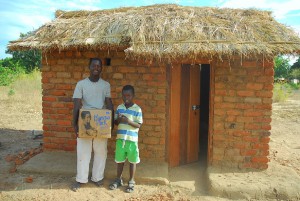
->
[57,72,71,78]
[226,110,241,116]
[67,140,77,145]
[237,90,255,97]
[242,61,257,68]
[246,83,263,90]
[244,110,264,117]
[42,102,52,108]
[225,116,236,122]
[52,103,65,108]
[43,96,56,102]
[264,84,273,90]
[230,130,251,136]
[41,77,49,83]
[43,72,56,78]
[143,137,160,145]
[214,103,235,109]
[261,124,271,130]
[256,91,273,98]
[247,69,262,76]
[264,68,274,76]
[260,137,270,143]
[245,123,261,130]
[57,120,72,126]
[236,117,253,123]
[252,143,269,150]
[214,96,223,102]
[56,84,72,90]
[144,119,161,126]
[235,103,253,109]
[51,138,66,144]
[243,136,259,143]
[50,91,66,96]
[57,109,70,114]
[63,146,75,151]
[43,132,56,137]
[215,83,225,89]
[157,88,166,94]
[44,143,61,150]
[241,149,257,156]
[228,90,236,96]
[253,117,272,123]
[251,156,268,163]
[214,90,227,96]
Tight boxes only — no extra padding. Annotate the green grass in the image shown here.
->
[273,83,295,103]
[0,70,42,112]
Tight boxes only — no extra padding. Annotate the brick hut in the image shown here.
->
[8,4,300,170]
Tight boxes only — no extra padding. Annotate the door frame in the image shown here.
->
[168,61,213,167]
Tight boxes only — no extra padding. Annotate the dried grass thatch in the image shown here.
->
[8,4,300,61]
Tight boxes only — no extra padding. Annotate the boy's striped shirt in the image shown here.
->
[115,103,143,142]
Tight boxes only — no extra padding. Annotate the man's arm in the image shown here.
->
[105,97,114,129]
[73,98,81,137]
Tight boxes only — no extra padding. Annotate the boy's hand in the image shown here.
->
[118,114,129,124]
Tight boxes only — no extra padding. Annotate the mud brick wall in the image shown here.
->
[41,50,167,162]
[210,57,274,169]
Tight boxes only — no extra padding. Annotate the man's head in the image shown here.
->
[122,85,135,105]
[88,58,102,77]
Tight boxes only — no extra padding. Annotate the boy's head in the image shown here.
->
[122,85,135,105]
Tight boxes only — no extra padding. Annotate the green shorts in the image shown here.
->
[115,139,140,164]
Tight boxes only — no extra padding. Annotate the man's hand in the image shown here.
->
[74,125,79,138]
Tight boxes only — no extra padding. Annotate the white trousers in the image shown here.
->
[76,138,107,183]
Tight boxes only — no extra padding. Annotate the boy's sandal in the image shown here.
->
[125,180,135,193]
[71,182,81,192]
[109,178,123,190]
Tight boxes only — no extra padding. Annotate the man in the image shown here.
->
[71,58,113,192]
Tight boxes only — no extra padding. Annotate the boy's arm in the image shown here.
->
[119,115,141,128]
[73,98,81,137]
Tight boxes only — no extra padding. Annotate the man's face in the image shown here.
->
[122,90,134,105]
[89,60,102,76]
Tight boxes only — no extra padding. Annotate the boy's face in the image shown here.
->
[122,90,134,105]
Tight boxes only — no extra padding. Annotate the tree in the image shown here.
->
[6,31,41,73]
[289,69,300,80]
[274,56,291,78]
[290,57,300,71]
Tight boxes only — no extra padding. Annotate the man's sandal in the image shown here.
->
[109,178,123,190]
[93,179,104,187]
[125,180,135,193]
[71,182,81,192]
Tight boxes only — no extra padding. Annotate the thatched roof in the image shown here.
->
[8,4,300,61]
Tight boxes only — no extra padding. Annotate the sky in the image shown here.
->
[1,0,300,62]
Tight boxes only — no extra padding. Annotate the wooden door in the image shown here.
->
[187,65,201,163]
[169,64,201,166]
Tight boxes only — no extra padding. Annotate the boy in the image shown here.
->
[109,85,143,193]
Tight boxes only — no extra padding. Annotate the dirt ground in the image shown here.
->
[0,89,299,201]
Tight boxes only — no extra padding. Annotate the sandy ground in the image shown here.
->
[0,89,299,201]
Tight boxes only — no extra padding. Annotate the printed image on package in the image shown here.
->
[78,109,112,138]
